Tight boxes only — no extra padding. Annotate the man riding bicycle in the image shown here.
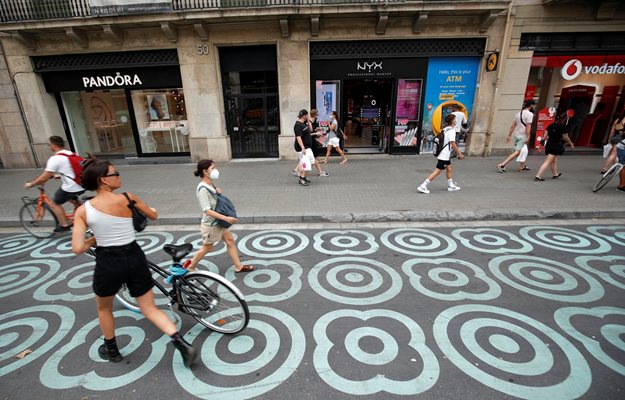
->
[23,135,85,232]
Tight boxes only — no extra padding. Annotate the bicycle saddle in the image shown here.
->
[163,243,193,263]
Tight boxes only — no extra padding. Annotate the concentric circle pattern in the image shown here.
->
[519,226,611,254]
[237,230,309,258]
[489,255,604,302]
[309,257,402,305]
[313,309,439,395]
[1,224,622,398]
[313,230,379,255]
[380,228,456,256]
[434,304,592,399]
[174,306,305,399]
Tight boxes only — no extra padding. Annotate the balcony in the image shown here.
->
[0,0,505,23]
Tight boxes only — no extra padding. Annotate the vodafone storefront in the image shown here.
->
[526,54,625,147]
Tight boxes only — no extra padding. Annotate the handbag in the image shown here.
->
[121,192,148,232]
[200,185,237,228]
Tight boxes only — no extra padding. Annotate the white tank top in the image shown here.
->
[85,200,135,247]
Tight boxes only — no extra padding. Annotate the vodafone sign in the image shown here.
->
[560,58,625,80]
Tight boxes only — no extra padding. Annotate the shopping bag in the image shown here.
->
[305,148,316,166]
[516,144,528,162]
[299,153,312,171]
[603,143,612,159]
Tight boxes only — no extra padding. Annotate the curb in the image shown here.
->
[3,208,622,228]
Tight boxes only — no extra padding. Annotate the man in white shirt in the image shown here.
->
[451,104,467,143]
[496,100,535,173]
[24,136,85,232]
[417,113,465,194]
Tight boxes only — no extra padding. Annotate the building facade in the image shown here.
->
[0,0,623,168]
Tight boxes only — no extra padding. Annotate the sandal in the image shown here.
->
[552,173,562,179]
[534,176,545,181]
[235,265,255,273]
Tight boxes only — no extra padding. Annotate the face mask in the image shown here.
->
[209,169,220,180]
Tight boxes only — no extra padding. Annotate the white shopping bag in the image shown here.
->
[305,148,316,166]
[299,152,312,171]
[516,144,528,162]
[603,143,612,159]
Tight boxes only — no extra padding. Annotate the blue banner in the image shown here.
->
[422,57,480,135]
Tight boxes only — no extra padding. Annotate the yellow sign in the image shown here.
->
[486,52,499,72]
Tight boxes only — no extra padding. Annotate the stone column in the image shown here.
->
[277,39,310,160]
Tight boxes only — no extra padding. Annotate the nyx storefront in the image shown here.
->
[33,50,189,158]
[310,39,484,154]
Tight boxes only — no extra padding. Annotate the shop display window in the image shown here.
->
[131,89,188,153]
[61,90,137,157]
[394,79,422,149]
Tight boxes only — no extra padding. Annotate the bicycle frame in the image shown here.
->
[22,186,78,222]
[143,259,222,315]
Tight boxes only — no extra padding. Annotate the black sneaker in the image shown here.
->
[98,344,123,363]
[298,177,308,186]
[303,177,312,183]
[53,225,71,233]
[617,186,625,192]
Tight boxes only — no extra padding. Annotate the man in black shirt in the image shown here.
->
[294,109,312,186]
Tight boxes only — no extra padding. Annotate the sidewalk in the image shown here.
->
[1,154,623,227]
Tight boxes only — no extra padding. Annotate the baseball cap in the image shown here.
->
[298,109,308,118]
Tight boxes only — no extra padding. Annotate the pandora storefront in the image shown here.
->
[33,50,189,158]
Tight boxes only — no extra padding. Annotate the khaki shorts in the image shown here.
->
[200,223,225,245]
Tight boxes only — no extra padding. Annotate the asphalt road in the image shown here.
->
[1,220,624,400]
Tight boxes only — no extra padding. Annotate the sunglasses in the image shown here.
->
[103,171,120,177]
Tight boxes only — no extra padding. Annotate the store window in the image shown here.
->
[131,89,188,153]
[393,79,422,149]
[62,90,136,156]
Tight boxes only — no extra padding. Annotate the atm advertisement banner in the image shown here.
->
[422,57,480,135]
[89,0,172,16]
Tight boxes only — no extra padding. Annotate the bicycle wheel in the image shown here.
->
[593,163,622,192]
[19,201,58,238]
[177,271,249,334]
[115,284,140,313]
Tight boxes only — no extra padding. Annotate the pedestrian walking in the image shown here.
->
[293,109,313,186]
[184,159,255,273]
[417,113,464,194]
[292,109,329,177]
[321,111,348,165]
[71,158,197,367]
[451,104,467,143]
[23,135,85,232]
[534,115,575,181]
[497,100,535,173]
[601,112,625,174]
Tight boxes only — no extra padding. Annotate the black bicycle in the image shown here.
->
[114,242,249,334]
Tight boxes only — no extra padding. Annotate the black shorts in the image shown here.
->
[93,241,154,298]
[436,160,452,170]
[53,188,84,205]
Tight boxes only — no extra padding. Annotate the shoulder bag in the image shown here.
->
[199,185,237,228]
[121,192,148,232]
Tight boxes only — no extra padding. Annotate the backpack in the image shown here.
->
[58,152,87,185]
[433,128,452,157]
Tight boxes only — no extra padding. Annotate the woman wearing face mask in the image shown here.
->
[184,159,254,273]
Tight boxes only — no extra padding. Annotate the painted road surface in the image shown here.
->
[0,222,624,400]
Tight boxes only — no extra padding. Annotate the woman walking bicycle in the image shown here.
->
[71,159,197,367]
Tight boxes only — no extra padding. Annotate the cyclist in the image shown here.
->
[71,158,197,367]
[23,136,84,232]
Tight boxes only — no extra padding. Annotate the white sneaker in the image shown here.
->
[417,185,430,194]
[318,171,329,177]
[448,185,461,191]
